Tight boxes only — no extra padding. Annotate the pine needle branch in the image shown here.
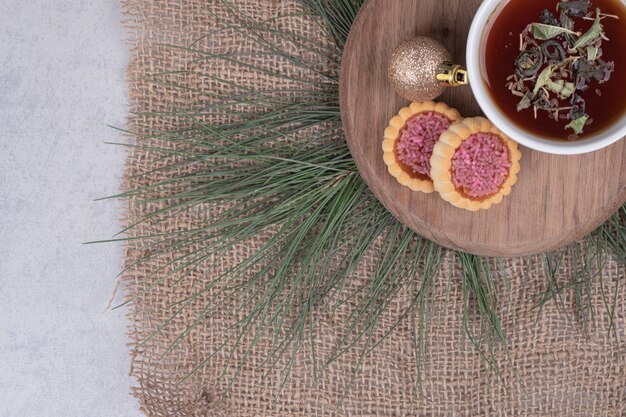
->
[112,0,626,397]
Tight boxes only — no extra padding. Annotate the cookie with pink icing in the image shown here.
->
[383,101,462,193]
[430,117,521,211]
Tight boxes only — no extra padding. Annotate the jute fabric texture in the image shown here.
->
[122,0,626,415]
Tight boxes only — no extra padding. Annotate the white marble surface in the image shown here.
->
[0,1,141,416]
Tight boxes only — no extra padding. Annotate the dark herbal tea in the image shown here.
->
[483,0,626,140]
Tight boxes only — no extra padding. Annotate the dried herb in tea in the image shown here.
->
[483,0,626,141]
[509,5,617,138]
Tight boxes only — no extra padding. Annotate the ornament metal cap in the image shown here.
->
[437,62,468,87]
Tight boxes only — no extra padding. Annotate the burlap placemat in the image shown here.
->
[122,1,626,415]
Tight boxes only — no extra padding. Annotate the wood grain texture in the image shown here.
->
[339,0,626,257]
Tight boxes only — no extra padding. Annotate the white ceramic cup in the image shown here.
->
[466,0,626,155]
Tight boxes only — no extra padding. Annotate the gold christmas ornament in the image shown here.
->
[388,36,467,102]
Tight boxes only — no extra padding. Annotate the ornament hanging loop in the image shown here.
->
[437,62,468,87]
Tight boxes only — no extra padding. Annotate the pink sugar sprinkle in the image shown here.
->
[451,133,511,199]
[396,112,452,178]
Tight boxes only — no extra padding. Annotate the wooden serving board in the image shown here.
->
[339,0,626,257]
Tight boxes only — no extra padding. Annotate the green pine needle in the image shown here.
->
[108,0,626,395]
